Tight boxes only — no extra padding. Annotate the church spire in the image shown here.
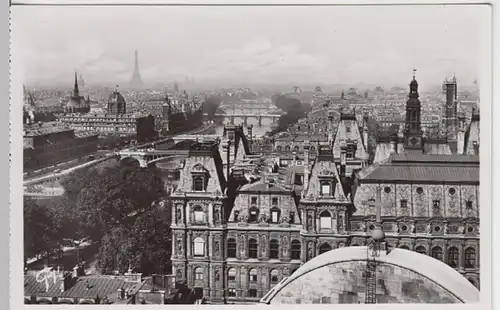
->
[403,68,423,152]
[73,72,80,97]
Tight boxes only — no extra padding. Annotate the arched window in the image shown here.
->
[193,237,205,257]
[431,246,443,261]
[248,268,258,282]
[270,269,279,284]
[193,206,204,223]
[194,267,204,280]
[319,210,332,229]
[293,145,300,152]
[319,243,332,254]
[291,240,301,260]
[465,248,476,268]
[269,239,279,259]
[447,247,460,268]
[193,176,205,191]
[248,239,258,258]
[415,246,427,255]
[228,268,236,281]
[310,146,316,154]
[285,145,291,152]
[227,238,237,258]
[276,145,282,152]
[399,245,409,250]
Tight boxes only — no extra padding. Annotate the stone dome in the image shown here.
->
[108,91,126,105]
[260,246,479,304]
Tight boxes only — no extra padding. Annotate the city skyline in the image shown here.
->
[13,5,488,88]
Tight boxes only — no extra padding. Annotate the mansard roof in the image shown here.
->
[356,154,479,184]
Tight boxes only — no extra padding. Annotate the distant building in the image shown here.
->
[58,90,156,143]
[23,121,98,171]
[65,73,90,114]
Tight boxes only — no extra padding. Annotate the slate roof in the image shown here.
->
[238,180,291,193]
[356,154,479,183]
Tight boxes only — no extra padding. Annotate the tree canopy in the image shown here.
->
[202,96,222,120]
[271,94,311,134]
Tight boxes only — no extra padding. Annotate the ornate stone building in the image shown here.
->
[65,73,91,114]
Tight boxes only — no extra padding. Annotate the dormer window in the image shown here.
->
[271,197,278,207]
[346,125,351,133]
[233,210,240,222]
[193,176,205,191]
[270,207,280,223]
[251,197,258,206]
[320,180,332,196]
[346,149,354,159]
[249,207,259,223]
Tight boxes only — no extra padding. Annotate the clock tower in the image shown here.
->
[404,69,424,152]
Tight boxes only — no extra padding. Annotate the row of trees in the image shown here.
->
[271,94,312,134]
[24,162,172,275]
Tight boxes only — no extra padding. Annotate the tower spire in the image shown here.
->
[404,68,423,152]
[73,72,80,97]
[129,50,145,89]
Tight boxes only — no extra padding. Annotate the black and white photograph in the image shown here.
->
[10,1,491,306]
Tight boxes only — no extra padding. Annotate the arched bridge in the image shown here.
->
[172,134,219,144]
[118,149,190,168]
[210,112,283,126]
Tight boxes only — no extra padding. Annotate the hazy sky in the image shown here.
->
[12,4,489,88]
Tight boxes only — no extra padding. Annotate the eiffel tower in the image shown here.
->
[129,49,145,89]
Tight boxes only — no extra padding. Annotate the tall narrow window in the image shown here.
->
[465,248,476,268]
[320,180,331,196]
[248,289,258,298]
[431,246,443,261]
[270,207,280,223]
[227,238,237,258]
[432,200,441,214]
[233,211,239,222]
[447,247,459,268]
[251,197,258,206]
[319,210,332,229]
[194,267,204,280]
[193,176,205,191]
[248,269,258,282]
[228,268,236,281]
[291,240,301,260]
[271,197,278,207]
[400,199,408,209]
[227,288,236,297]
[270,269,279,284]
[193,206,204,223]
[248,239,258,258]
[193,237,205,257]
[289,211,295,224]
[248,207,259,223]
[269,239,279,259]
[319,243,332,254]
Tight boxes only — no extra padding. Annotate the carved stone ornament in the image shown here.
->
[426,223,432,234]
[215,270,220,281]
[320,169,334,176]
[280,215,289,224]
[215,240,220,256]
[176,268,183,279]
[259,213,268,223]
[240,213,249,223]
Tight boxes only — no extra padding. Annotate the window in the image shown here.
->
[248,207,259,223]
[320,210,332,229]
[251,197,258,206]
[270,208,280,223]
[346,125,351,133]
[432,200,441,213]
[228,268,236,281]
[291,240,301,259]
[321,297,332,304]
[415,246,427,255]
[346,149,354,159]
[400,199,408,208]
[384,186,391,193]
[248,239,258,258]
[399,245,409,250]
[227,238,237,258]
[466,200,473,209]
[271,197,278,206]
[193,206,204,223]
[248,289,258,298]
[193,176,205,191]
[270,269,279,284]
[194,267,204,280]
[285,145,291,152]
[227,288,236,297]
[294,145,299,152]
[416,187,423,194]
[320,181,331,196]
[193,237,205,257]
[465,248,476,268]
[289,212,295,224]
[431,247,443,261]
[233,211,239,222]
[269,239,279,259]
[447,247,459,268]
[249,269,258,282]
[449,188,456,195]
[319,243,332,254]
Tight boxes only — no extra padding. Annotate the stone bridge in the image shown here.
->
[210,113,283,126]
[118,149,190,168]
[171,134,219,144]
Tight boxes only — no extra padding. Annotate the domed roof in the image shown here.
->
[261,246,479,304]
[108,91,126,105]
